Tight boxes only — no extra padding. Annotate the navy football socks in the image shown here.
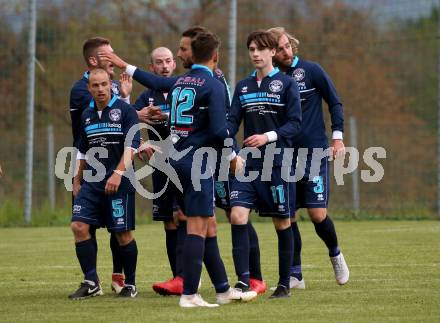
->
[183,234,205,295]
[290,221,303,280]
[247,221,263,281]
[204,236,230,293]
[165,228,178,277]
[89,226,98,255]
[276,227,294,288]
[231,224,250,286]
[75,238,99,284]
[313,215,340,257]
[110,232,123,274]
[120,239,138,286]
[175,220,187,278]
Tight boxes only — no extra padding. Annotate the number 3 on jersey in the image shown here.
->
[171,87,196,125]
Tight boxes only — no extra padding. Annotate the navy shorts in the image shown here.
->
[158,159,215,217]
[72,183,135,232]
[230,166,294,218]
[214,174,233,210]
[152,170,178,222]
[294,150,330,211]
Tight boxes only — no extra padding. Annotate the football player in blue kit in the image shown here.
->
[69,37,132,294]
[99,26,265,296]
[165,31,257,308]
[132,46,184,294]
[268,27,349,289]
[69,68,140,299]
[227,31,302,299]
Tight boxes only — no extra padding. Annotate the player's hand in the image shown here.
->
[138,147,155,162]
[72,180,81,198]
[150,111,168,122]
[243,134,268,148]
[330,139,346,160]
[105,172,122,194]
[137,106,162,124]
[119,72,132,98]
[230,155,245,174]
[97,51,128,69]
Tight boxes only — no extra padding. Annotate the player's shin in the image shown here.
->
[182,234,205,295]
[231,224,251,287]
[204,236,229,293]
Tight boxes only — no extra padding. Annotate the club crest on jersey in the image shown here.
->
[269,80,283,93]
[85,117,91,125]
[149,98,154,105]
[109,109,122,121]
[241,86,248,93]
[293,68,305,82]
[111,83,120,95]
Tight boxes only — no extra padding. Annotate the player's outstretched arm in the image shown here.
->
[312,63,344,136]
[98,51,177,91]
[312,63,345,159]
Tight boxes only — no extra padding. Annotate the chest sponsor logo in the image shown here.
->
[109,109,122,122]
[269,80,283,93]
[293,68,305,82]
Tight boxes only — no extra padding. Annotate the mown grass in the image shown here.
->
[0,221,439,322]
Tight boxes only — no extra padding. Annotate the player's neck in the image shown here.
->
[96,98,110,111]
[194,61,215,72]
[256,65,275,79]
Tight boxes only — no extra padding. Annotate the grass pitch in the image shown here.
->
[0,220,439,322]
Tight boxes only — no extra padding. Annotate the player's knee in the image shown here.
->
[230,207,249,225]
[207,217,218,237]
[272,217,291,230]
[115,231,133,246]
[308,208,327,223]
[70,221,89,239]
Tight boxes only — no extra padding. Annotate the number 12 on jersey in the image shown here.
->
[170,87,196,125]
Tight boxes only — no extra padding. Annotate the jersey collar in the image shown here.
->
[251,67,280,78]
[291,56,299,68]
[191,64,213,77]
[83,71,90,80]
[89,94,118,109]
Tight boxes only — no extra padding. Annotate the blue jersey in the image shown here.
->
[167,65,229,156]
[69,71,122,148]
[285,57,344,148]
[228,68,302,167]
[133,89,170,142]
[77,95,140,192]
[132,67,231,110]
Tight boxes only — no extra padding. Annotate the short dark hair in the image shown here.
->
[191,31,220,63]
[246,31,277,50]
[83,37,110,64]
[181,26,209,39]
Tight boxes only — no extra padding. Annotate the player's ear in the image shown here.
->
[213,50,219,64]
[172,59,176,69]
[270,48,276,57]
[88,56,98,67]
[149,63,154,72]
